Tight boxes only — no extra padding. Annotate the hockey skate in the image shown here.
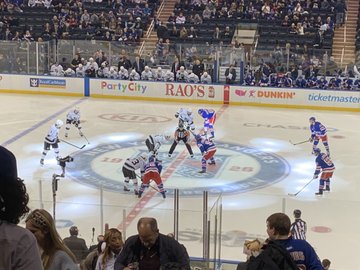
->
[161,191,166,199]
[190,154,194,158]
[123,187,130,192]
[208,160,216,165]
[199,169,206,173]
[79,131,83,137]
[134,190,139,196]
[40,159,44,165]
[325,186,331,192]
[168,153,172,157]
[138,191,143,198]
[315,189,324,196]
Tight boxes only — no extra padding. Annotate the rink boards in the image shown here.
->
[0,74,360,111]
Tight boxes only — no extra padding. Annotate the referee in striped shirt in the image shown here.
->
[290,209,307,240]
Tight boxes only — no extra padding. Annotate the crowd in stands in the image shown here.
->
[0,0,159,43]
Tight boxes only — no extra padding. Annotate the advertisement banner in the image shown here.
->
[0,74,83,95]
[229,86,360,109]
[90,79,224,103]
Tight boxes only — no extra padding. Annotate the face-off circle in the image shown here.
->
[67,141,290,196]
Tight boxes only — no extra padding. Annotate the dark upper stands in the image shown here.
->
[0,0,158,42]
[164,0,336,58]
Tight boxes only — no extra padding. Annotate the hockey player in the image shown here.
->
[198,108,216,140]
[295,75,307,88]
[118,66,129,80]
[85,57,99,72]
[168,124,194,158]
[145,134,171,156]
[195,133,216,173]
[141,66,153,81]
[65,107,82,138]
[187,71,199,83]
[154,67,165,81]
[176,66,188,82]
[106,66,118,79]
[312,148,335,195]
[244,72,255,86]
[164,70,175,82]
[309,117,330,156]
[200,72,212,84]
[97,62,109,78]
[138,156,166,198]
[316,76,328,89]
[342,75,353,90]
[122,153,147,195]
[75,64,86,77]
[40,119,63,165]
[175,108,195,131]
[50,62,64,76]
[129,69,140,81]
[64,68,75,77]
[259,74,269,87]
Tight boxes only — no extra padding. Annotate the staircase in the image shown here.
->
[138,0,176,57]
[331,0,359,68]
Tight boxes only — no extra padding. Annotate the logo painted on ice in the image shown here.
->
[99,113,172,123]
[67,141,290,196]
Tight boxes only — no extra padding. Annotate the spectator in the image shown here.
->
[114,217,191,270]
[84,240,105,270]
[264,213,323,269]
[225,64,237,84]
[156,20,168,40]
[95,228,123,270]
[334,0,346,27]
[213,26,221,40]
[71,53,82,70]
[176,12,186,24]
[25,209,77,270]
[0,146,43,270]
[290,209,307,240]
[63,226,89,263]
[322,258,331,269]
[236,239,262,270]
[179,26,188,39]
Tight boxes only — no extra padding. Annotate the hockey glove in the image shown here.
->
[313,174,319,179]
[309,137,314,143]
[175,113,179,118]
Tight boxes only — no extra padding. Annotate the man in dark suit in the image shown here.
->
[171,56,185,81]
[225,64,237,84]
[132,54,145,75]
[63,226,89,263]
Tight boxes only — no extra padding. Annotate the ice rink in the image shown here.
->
[1,93,359,269]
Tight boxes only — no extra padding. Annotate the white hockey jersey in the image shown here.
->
[66,110,80,122]
[123,157,146,172]
[45,124,60,144]
[147,135,168,151]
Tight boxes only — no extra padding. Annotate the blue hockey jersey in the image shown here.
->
[310,121,327,137]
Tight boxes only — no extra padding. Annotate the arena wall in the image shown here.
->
[0,74,359,111]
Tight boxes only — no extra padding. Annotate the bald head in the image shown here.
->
[137,217,159,248]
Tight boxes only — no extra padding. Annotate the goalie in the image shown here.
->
[65,107,83,138]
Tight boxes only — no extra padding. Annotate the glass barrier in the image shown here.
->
[0,39,355,87]
[25,180,357,269]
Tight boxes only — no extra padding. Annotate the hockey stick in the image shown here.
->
[60,139,86,150]
[288,178,316,196]
[81,133,90,144]
[289,138,311,145]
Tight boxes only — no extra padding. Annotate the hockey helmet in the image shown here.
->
[313,148,321,155]
[309,117,316,122]
[148,156,155,163]
[55,119,63,128]
[195,134,202,141]
[187,108,192,115]
[74,107,80,114]
[164,134,171,141]
[198,109,204,115]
